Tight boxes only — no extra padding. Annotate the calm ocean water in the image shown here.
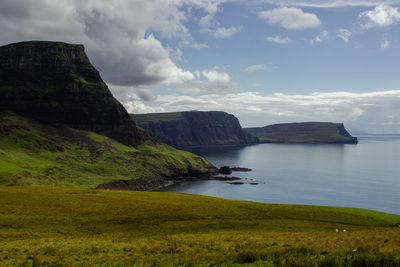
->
[159,136,400,215]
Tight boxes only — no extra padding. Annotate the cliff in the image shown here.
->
[0,41,217,189]
[244,122,358,144]
[0,41,140,146]
[132,111,259,148]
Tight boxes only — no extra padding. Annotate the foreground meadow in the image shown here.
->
[0,187,399,266]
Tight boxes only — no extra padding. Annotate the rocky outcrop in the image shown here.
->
[219,166,232,174]
[244,122,358,144]
[132,111,259,148]
[0,41,141,146]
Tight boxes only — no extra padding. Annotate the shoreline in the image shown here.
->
[95,175,243,191]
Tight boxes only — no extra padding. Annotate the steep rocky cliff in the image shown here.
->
[132,111,259,148]
[0,41,140,146]
[244,122,358,144]
[0,41,218,189]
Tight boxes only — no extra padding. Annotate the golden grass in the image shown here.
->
[0,187,399,266]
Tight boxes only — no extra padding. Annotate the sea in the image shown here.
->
[158,136,400,215]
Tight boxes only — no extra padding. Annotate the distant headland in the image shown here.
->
[133,112,357,146]
[244,122,358,144]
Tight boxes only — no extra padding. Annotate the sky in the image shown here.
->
[1,0,400,133]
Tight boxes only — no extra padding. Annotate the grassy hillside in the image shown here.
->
[0,187,399,266]
[0,112,214,188]
[244,122,358,144]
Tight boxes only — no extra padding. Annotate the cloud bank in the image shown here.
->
[117,89,400,133]
[0,0,231,87]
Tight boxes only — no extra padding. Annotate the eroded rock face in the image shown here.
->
[0,41,141,146]
[132,111,259,148]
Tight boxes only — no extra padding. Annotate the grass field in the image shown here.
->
[0,187,399,266]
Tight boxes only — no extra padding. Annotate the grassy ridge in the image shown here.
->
[0,187,399,266]
[0,112,213,188]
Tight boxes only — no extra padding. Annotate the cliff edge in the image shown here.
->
[0,41,140,146]
[132,111,259,148]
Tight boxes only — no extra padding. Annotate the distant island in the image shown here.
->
[132,111,259,148]
[244,122,358,144]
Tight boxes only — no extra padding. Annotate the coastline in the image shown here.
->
[95,175,243,191]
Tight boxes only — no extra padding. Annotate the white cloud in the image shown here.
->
[196,1,241,39]
[267,36,291,44]
[155,68,238,95]
[359,5,400,29]
[262,0,400,8]
[244,64,266,73]
[0,0,231,87]
[337,28,352,43]
[202,70,231,82]
[259,7,321,30]
[124,90,400,133]
[310,30,328,44]
[199,2,221,27]
[211,26,242,38]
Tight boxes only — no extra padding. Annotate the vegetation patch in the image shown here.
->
[0,187,399,266]
[0,112,213,188]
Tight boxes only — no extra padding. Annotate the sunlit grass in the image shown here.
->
[0,112,214,188]
[0,187,399,266]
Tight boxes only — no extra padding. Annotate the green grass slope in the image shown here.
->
[0,187,399,266]
[0,112,214,188]
[244,122,358,144]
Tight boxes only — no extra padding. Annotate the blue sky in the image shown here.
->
[1,0,400,133]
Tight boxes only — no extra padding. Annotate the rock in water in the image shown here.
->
[0,41,141,146]
[219,166,232,175]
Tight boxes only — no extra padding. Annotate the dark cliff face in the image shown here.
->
[132,111,259,148]
[244,122,358,144]
[0,41,141,146]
